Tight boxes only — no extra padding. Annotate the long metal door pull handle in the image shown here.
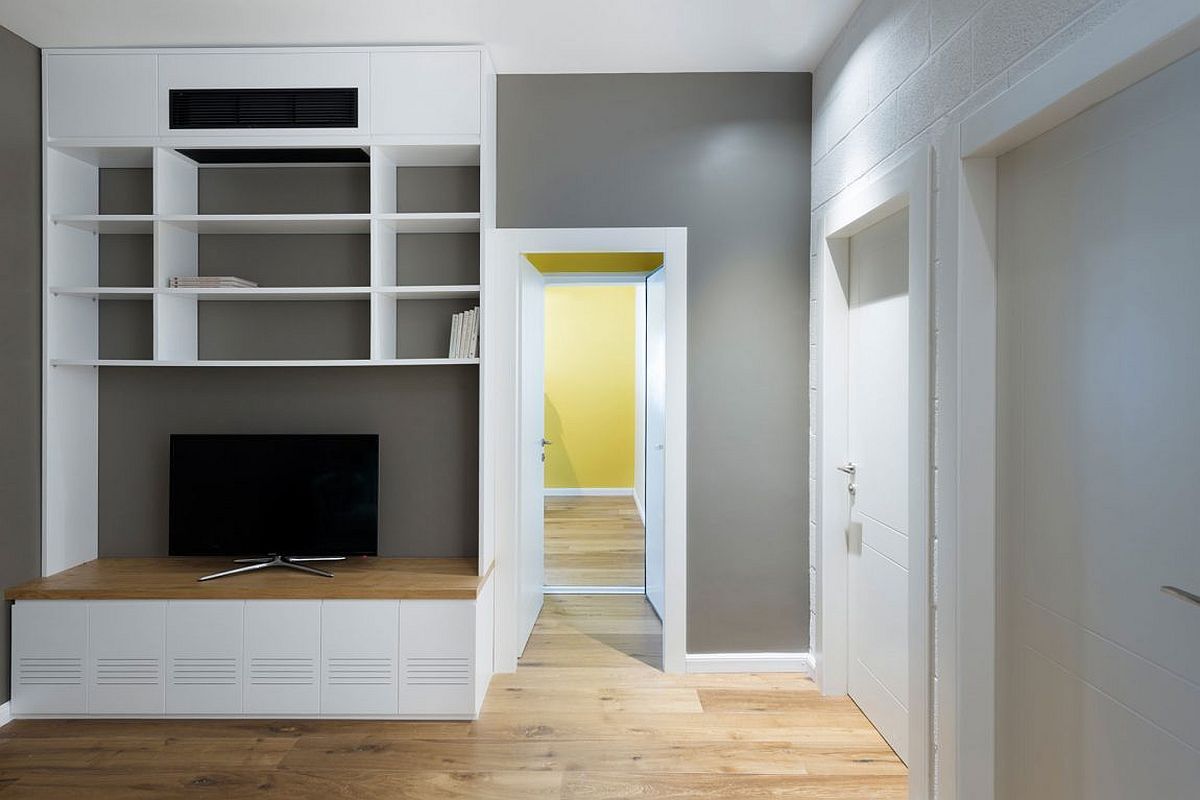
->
[1162,585,1200,607]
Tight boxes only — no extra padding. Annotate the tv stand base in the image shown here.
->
[197,555,346,582]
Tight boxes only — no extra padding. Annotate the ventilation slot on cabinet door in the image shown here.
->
[404,656,470,686]
[95,657,161,686]
[249,657,316,685]
[169,88,359,129]
[18,657,83,686]
[327,657,395,686]
[172,657,239,686]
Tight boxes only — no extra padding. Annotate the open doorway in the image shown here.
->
[539,276,651,597]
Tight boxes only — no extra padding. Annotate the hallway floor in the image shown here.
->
[544,495,645,587]
[0,594,906,799]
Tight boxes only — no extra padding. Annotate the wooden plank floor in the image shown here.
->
[0,595,906,799]
[544,495,645,587]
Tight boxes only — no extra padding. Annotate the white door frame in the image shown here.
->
[488,227,688,674]
[937,2,1200,798]
[814,148,932,799]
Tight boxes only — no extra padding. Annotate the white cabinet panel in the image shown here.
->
[320,601,399,715]
[166,601,243,715]
[399,600,475,716]
[243,601,321,715]
[88,601,166,715]
[12,601,88,715]
[158,53,369,135]
[46,54,158,139]
[370,52,480,136]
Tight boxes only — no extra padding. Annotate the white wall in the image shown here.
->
[810,0,1136,794]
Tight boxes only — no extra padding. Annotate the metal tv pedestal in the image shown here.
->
[197,555,346,582]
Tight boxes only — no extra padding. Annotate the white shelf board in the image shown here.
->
[376,213,481,233]
[50,287,154,300]
[51,215,155,233]
[161,214,372,234]
[164,287,373,301]
[50,358,480,368]
[374,142,480,166]
[49,145,154,168]
[376,285,480,299]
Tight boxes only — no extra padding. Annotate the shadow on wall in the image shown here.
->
[543,396,578,488]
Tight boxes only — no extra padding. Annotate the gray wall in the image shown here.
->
[99,368,479,558]
[0,24,41,705]
[498,73,812,653]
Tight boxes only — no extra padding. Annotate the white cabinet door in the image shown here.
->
[398,600,475,716]
[243,601,321,715]
[11,601,88,715]
[88,601,167,715]
[320,601,400,715]
[370,52,481,136]
[166,601,243,715]
[46,54,158,139]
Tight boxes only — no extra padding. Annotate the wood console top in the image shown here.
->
[4,557,491,601]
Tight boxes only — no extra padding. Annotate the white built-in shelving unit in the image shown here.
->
[43,46,497,574]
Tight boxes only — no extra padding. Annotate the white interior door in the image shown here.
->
[846,207,910,763]
[996,48,1200,799]
[517,256,546,653]
[644,267,667,619]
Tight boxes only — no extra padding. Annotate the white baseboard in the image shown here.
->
[0,701,11,728]
[633,492,646,523]
[544,585,645,595]
[544,487,635,497]
[685,652,813,674]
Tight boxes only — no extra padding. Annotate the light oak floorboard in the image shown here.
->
[544,496,644,587]
[0,594,905,798]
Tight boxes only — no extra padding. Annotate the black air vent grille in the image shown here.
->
[169,88,358,130]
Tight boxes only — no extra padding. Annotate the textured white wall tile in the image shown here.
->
[1005,0,1126,85]
[972,0,1096,87]
[871,0,932,107]
[812,94,899,207]
[897,27,974,143]
[931,0,988,49]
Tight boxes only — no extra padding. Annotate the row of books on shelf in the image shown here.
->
[449,306,479,359]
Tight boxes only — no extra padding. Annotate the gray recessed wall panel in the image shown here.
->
[0,23,41,706]
[198,167,370,214]
[498,73,812,654]
[98,367,479,558]
[395,233,480,285]
[199,234,370,287]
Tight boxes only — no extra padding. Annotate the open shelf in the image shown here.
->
[51,286,154,300]
[166,287,374,301]
[50,358,480,368]
[52,214,155,233]
[377,285,480,300]
[376,212,481,233]
[162,214,373,233]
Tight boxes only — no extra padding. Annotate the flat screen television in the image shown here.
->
[169,434,379,557]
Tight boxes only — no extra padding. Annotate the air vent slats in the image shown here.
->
[404,656,470,686]
[169,88,358,130]
[19,657,84,685]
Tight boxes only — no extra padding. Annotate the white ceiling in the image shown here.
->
[0,0,858,72]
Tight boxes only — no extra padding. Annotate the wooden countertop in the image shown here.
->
[4,557,492,601]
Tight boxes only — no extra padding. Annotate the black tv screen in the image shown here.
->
[169,434,379,557]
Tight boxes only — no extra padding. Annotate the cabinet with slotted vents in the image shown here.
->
[11,596,491,719]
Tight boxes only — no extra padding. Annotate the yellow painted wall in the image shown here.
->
[544,285,636,489]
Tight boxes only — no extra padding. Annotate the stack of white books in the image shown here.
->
[169,276,259,288]
[448,306,480,359]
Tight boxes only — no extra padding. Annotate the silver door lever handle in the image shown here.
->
[837,463,856,475]
[1162,586,1200,607]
